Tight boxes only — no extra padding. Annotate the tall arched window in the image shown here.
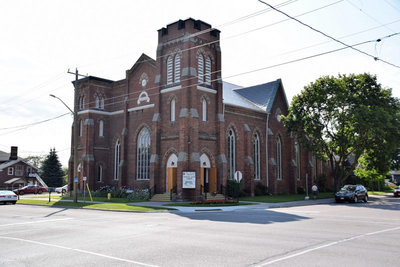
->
[137,128,150,180]
[295,141,300,180]
[97,165,103,182]
[171,98,176,122]
[198,54,204,84]
[166,56,173,85]
[276,137,282,180]
[114,140,120,180]
[79,95,85,110]
[202,98,207,122]
[253,133,260,180]
[99,120,104,137]
[205,56,211,85]
[174,54,181,83]
[100,96,104,109]
[95,95,100,108]
[228,129,236,179]
[79,120,83,137]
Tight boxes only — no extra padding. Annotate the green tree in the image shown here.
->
[284,73,400,190]
[25,155,45,169]
[40,148,65,187]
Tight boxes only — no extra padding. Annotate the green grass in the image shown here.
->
[368,191,392,195]
[165,202,255,207]
[60,196,145,203]
[239,192,334,203]
[17,199,172,211]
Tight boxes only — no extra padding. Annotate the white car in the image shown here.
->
[0,190,18,204]
[55,184,68,194]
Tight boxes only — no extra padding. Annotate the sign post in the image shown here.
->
[83,176,87,203]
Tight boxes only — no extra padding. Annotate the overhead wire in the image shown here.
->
[257,0,400,69]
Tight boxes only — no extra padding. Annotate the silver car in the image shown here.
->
[0,190,18,204]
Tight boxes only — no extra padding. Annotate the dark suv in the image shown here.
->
[335,185,368,203]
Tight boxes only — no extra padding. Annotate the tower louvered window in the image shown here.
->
[174,54,181,83]
[205,56,211,85]
[167,56,173,85]
[198,54,204,84]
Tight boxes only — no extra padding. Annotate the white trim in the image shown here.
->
[197,86,216,94]
[77,109,124,116]
[161,85,182,94]
[128,104,155,112]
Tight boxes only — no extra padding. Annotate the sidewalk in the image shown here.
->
[131,198,335,213]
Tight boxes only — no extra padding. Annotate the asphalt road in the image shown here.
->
[0,195,399,267]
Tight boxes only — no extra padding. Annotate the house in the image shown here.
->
[0,146,47,190]
[68,18,332,200]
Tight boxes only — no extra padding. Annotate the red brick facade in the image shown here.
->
[68,18,332,200]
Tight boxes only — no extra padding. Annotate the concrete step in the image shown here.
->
[150,193,174,202]
[205,193,225,200]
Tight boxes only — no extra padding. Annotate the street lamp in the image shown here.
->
[50,93,79,203]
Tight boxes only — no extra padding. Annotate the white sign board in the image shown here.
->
[234,171,243,182]
[182,171,196,189]
[83,176,87,182]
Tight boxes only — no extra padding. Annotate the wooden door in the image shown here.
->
[209,168,217,193]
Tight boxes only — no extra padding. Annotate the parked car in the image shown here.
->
[335,184,368,203]
[394,186,400,197]
[55,184,68,194]
[0,190,18,204]
[13,185,47,195]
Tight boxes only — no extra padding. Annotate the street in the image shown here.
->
[0,195,399,267]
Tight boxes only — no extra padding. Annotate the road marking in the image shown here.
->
[0,236,159,267]
[0,218,73,227]
[255,226,400,266]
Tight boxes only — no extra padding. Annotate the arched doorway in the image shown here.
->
[200,154,217,193]
[166,154,178,193]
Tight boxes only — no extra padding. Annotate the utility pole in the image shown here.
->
[67,68,87,203]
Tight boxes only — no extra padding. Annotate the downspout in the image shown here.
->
[266,113,270,189]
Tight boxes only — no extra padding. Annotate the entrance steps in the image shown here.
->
[150,193,175,202]
[205,193,225,200]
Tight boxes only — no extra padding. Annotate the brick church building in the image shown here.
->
[68,18,331,200]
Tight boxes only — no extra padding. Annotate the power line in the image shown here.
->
[0,113,70,132]
[257,0,400,69]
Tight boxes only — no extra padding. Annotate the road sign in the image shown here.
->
[74,177,78,182]
[83,176,87,181]
[234,171,242,182]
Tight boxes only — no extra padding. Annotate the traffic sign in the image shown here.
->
[74,177,78,182]
[234,171,242,182]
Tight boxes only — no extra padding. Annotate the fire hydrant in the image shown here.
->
[107,193,111,201]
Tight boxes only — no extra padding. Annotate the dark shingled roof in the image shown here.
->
[233,79,284,113]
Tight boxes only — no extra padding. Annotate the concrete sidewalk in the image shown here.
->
[131,198,335,213]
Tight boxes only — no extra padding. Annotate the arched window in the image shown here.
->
[198,54,204,84]
[95,95,100,108]
[79,120,83,137]
[114,140,120,180]
[276,137,282,180]
[99,120,104,137]
[171,98,176,122]
[137,128,150,180]
[97,165,103,182]
[295,141,300,180]
[228,129,236,179]
[174,54,181,83]
[253,133,260,180]
[202,98,207,122]
[79,95,85,110]
[205,56,211,85]
[166,56,173,85]
[100,96,104,109]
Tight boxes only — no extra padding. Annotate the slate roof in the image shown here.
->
[223,79,287,113]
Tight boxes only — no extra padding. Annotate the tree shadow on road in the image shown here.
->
[173,209,310,225]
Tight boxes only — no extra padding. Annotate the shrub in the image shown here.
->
[297,186,305,194]
[255,183,268,196]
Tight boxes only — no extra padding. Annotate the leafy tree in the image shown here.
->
[284,73,400,190]
[40,148,65,187]
[354,155,387,191]
[25,155,45,169]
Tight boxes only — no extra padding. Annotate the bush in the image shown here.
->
[297,186,305,194]
[255,183,268,196]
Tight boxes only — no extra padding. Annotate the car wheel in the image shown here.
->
[11,201,16,205]
[19,191,24,195]
[353,196,358,203]
[38,190,42,194]
[364,195,368,203]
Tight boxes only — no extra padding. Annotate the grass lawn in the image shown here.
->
[17,199,173,211]
[239,192,334,203]
[60,196,146,203]
[165,201,256,207]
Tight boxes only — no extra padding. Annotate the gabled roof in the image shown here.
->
[222,79,288,113]
[0,151,9,163]
[127,53,156,75]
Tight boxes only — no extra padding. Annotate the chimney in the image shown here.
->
[9,146,18,160]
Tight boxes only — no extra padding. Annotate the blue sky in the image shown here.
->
[0,0,399,166]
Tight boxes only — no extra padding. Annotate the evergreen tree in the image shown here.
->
[40,148,65,187]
